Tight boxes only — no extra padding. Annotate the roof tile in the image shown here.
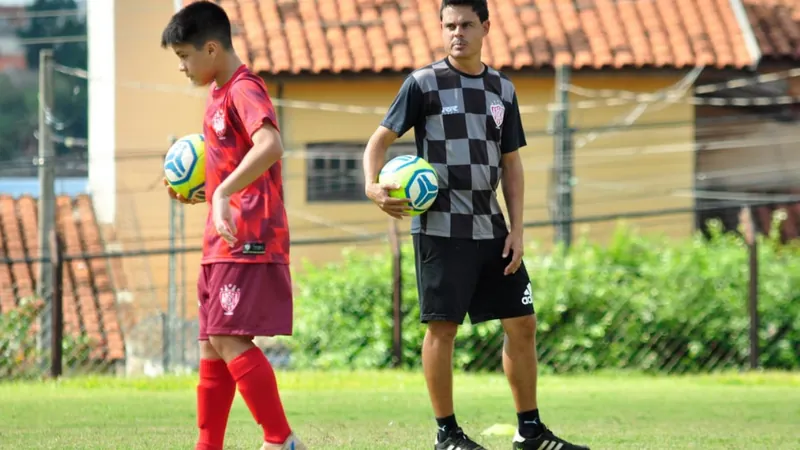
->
[745,0,800,61]
[0,194,125,365]
[181,0,797,73]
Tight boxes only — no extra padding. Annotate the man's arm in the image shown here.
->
[501,151,524,233]
[500,92,527,233]
[363,75,425,218]
[217,80,283,197]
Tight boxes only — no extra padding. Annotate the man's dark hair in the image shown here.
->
[160,1,233,50]
[440,0,489,23]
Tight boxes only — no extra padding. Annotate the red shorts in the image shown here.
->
[197,262,293,340]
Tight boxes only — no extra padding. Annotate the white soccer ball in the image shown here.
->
[378,155,439,216]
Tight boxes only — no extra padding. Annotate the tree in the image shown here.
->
[16,0,88,158]
[0,74,37,162]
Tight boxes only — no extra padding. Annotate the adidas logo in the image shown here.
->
[521,283,533,305]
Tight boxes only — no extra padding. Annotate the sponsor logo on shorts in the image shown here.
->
[220,283,241,315]
[521,283,533,305]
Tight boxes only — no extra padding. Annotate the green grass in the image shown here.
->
[1,370,799,449]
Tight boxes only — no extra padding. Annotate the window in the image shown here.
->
[305,142,415,203]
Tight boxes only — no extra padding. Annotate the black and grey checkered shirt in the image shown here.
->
[381,58,527,240]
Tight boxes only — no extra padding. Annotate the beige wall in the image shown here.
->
[111,1,694,318]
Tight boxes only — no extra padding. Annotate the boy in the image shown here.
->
[363,1,590,449]
[160,2,306,449]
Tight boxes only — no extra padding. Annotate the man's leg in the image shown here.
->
[501,314,540,435]
[423,320,459,432]
[414,235,485,449]
[470,239,589,449]
[204,262,303,449]
[195,266,236,450]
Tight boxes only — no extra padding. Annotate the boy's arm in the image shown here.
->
[216,80,283,198]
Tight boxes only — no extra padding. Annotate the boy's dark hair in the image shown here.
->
[160,1,233,50]
[440,0,489,23]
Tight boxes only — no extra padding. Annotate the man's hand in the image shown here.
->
[163,178,201,205]
[212,189,237,247]
[502,229,524,276]
[365,182,412,220]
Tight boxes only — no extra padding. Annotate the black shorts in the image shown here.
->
[412,233,534,325]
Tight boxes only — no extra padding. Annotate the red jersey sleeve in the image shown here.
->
[229,79,279,140]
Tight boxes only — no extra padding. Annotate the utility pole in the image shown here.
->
[37,49,56,362]
[553,65,573,248]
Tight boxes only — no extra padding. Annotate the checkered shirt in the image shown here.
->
[381,58,527,240]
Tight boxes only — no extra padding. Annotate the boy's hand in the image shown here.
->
[212,189,237,246]
[163,178,200,205]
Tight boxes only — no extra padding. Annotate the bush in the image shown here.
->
[0,297,95,378]
[285,219,800,374]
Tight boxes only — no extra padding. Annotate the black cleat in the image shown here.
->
[512,425,590,450]
[434,427,487,450]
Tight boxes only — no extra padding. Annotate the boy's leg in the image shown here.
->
[196,266,237,450]
[203,262,296,446]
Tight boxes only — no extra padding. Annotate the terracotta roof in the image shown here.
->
[745,0,800,61]
[0,194,125,364]
[185,0,764,75]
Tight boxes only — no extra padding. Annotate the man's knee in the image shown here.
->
[426,320,459,342]
[502,314,537,344]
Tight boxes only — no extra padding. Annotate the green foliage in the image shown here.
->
[0,297,95,379]
[0,74,38,160]
[5,0,88,160]
[285,218,800,374]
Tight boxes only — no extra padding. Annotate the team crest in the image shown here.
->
[212,109,226,138]
[219,284,240,315]
[490,102,505,129]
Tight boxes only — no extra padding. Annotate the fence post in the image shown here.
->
[553,64,573,248]
[741,206,760,369]
[388,219,403,368]
[49,230,63,378]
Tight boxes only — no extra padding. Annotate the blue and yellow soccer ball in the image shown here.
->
[164,133,206,202]
[378,155,439,216]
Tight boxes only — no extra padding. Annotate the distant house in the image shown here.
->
[0,5,27,71]
[0,0,783,374]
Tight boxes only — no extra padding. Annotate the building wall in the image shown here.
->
[109,2,694,318]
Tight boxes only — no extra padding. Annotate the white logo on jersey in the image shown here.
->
[212,108,226,139]
[442,105,459,115]
[490,101,505,129]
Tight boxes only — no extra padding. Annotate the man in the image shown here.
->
[160,2,306,449]
[363,1,590,449]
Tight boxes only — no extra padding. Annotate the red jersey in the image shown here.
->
[201,64,290,265]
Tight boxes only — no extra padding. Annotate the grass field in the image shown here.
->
[1,370,799,449]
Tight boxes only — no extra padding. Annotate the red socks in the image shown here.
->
[227,347,292,445]
[195,358,236,450]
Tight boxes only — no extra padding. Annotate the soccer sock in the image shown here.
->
[227,347,292,445]
[436,414,459,441]
[196,358,236,450]
[517,408,544,438]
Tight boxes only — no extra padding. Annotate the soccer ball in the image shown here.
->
[378,155,439,216]
[164,133,206,202]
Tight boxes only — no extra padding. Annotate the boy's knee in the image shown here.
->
[208,335,254,361]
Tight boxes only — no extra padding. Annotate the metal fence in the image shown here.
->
[3,198,799,380]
